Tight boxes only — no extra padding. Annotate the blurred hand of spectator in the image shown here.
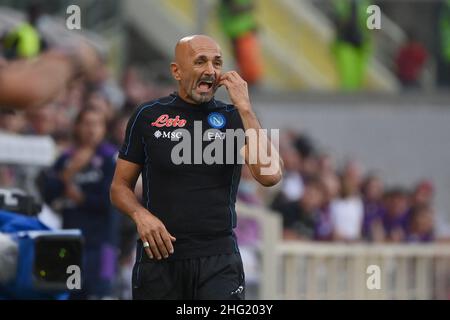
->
[64,181,84,205]
[61,147,95,183]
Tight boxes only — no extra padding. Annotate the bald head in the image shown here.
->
[171,35,223,104]
[174,35,221,65]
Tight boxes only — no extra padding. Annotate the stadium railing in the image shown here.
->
[236,202,450,300]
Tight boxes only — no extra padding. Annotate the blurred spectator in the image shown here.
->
[235,165,263,245]
[332,0,372,90]
[317,152,336,177]
[23,100,73,156]
[237,165,264,207]
[121,67,149,111]
[294,133,316,160]
[25,102,58,136]
[315,173,340,241]
[294,133,318,179]
[218,0,263,86]
[395,32,428,88]
[411,179,434,208]
[120,66,173,112]
[406,204,434,243]
[0,109,26,134]
[437,0,450,87]
[109,111,131,148]
[1,3,47,59]
[301,155,319,180]
[361,174,385,242]
[329,161,364,241]
[271,134,304,209]
[40,108,119,299]
[108,110,143,201]
[276,177,325,241]
[64,81,86,113]
[86,62,125,113]
[85,90,116,124]
[235,165,263,299]
[381,187,410,243]
[0,110,27,188]
[108,110,141,300]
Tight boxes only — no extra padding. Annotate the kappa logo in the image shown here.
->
[230,285,244,295]
[207,112,226,129]
[151,114,187,128]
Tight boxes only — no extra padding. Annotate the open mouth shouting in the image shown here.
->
[196,77,216,95]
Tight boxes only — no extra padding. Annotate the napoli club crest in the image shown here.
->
[207,112,226,129]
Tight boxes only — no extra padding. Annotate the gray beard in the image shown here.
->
[190,88,216,104]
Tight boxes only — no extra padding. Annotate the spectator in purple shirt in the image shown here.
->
[406,204,434,243]
[235,166,264,298]
[381,187,410,242]
[410,179,434,208]
[315,173,340,241]
[235,166,263,246]
[361,174,385,242]
[40,107,119,299]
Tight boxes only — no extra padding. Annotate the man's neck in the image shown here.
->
[176,91,213,105]
[177,90,197,105]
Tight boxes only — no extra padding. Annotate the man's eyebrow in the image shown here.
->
[194,55,208,61]
[193,54,222,60]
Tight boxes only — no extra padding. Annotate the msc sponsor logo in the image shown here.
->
[154,130,183,139]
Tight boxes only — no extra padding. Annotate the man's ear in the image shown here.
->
[170,62,181,81]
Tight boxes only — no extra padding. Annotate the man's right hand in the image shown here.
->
[133,209,176,260]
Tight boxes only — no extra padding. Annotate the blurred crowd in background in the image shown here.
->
[239,131,436,244]
[0,0,449,299]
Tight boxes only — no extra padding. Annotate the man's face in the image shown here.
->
[76,111,106,147]
[300,184,324,213]
[173,37,223,104]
